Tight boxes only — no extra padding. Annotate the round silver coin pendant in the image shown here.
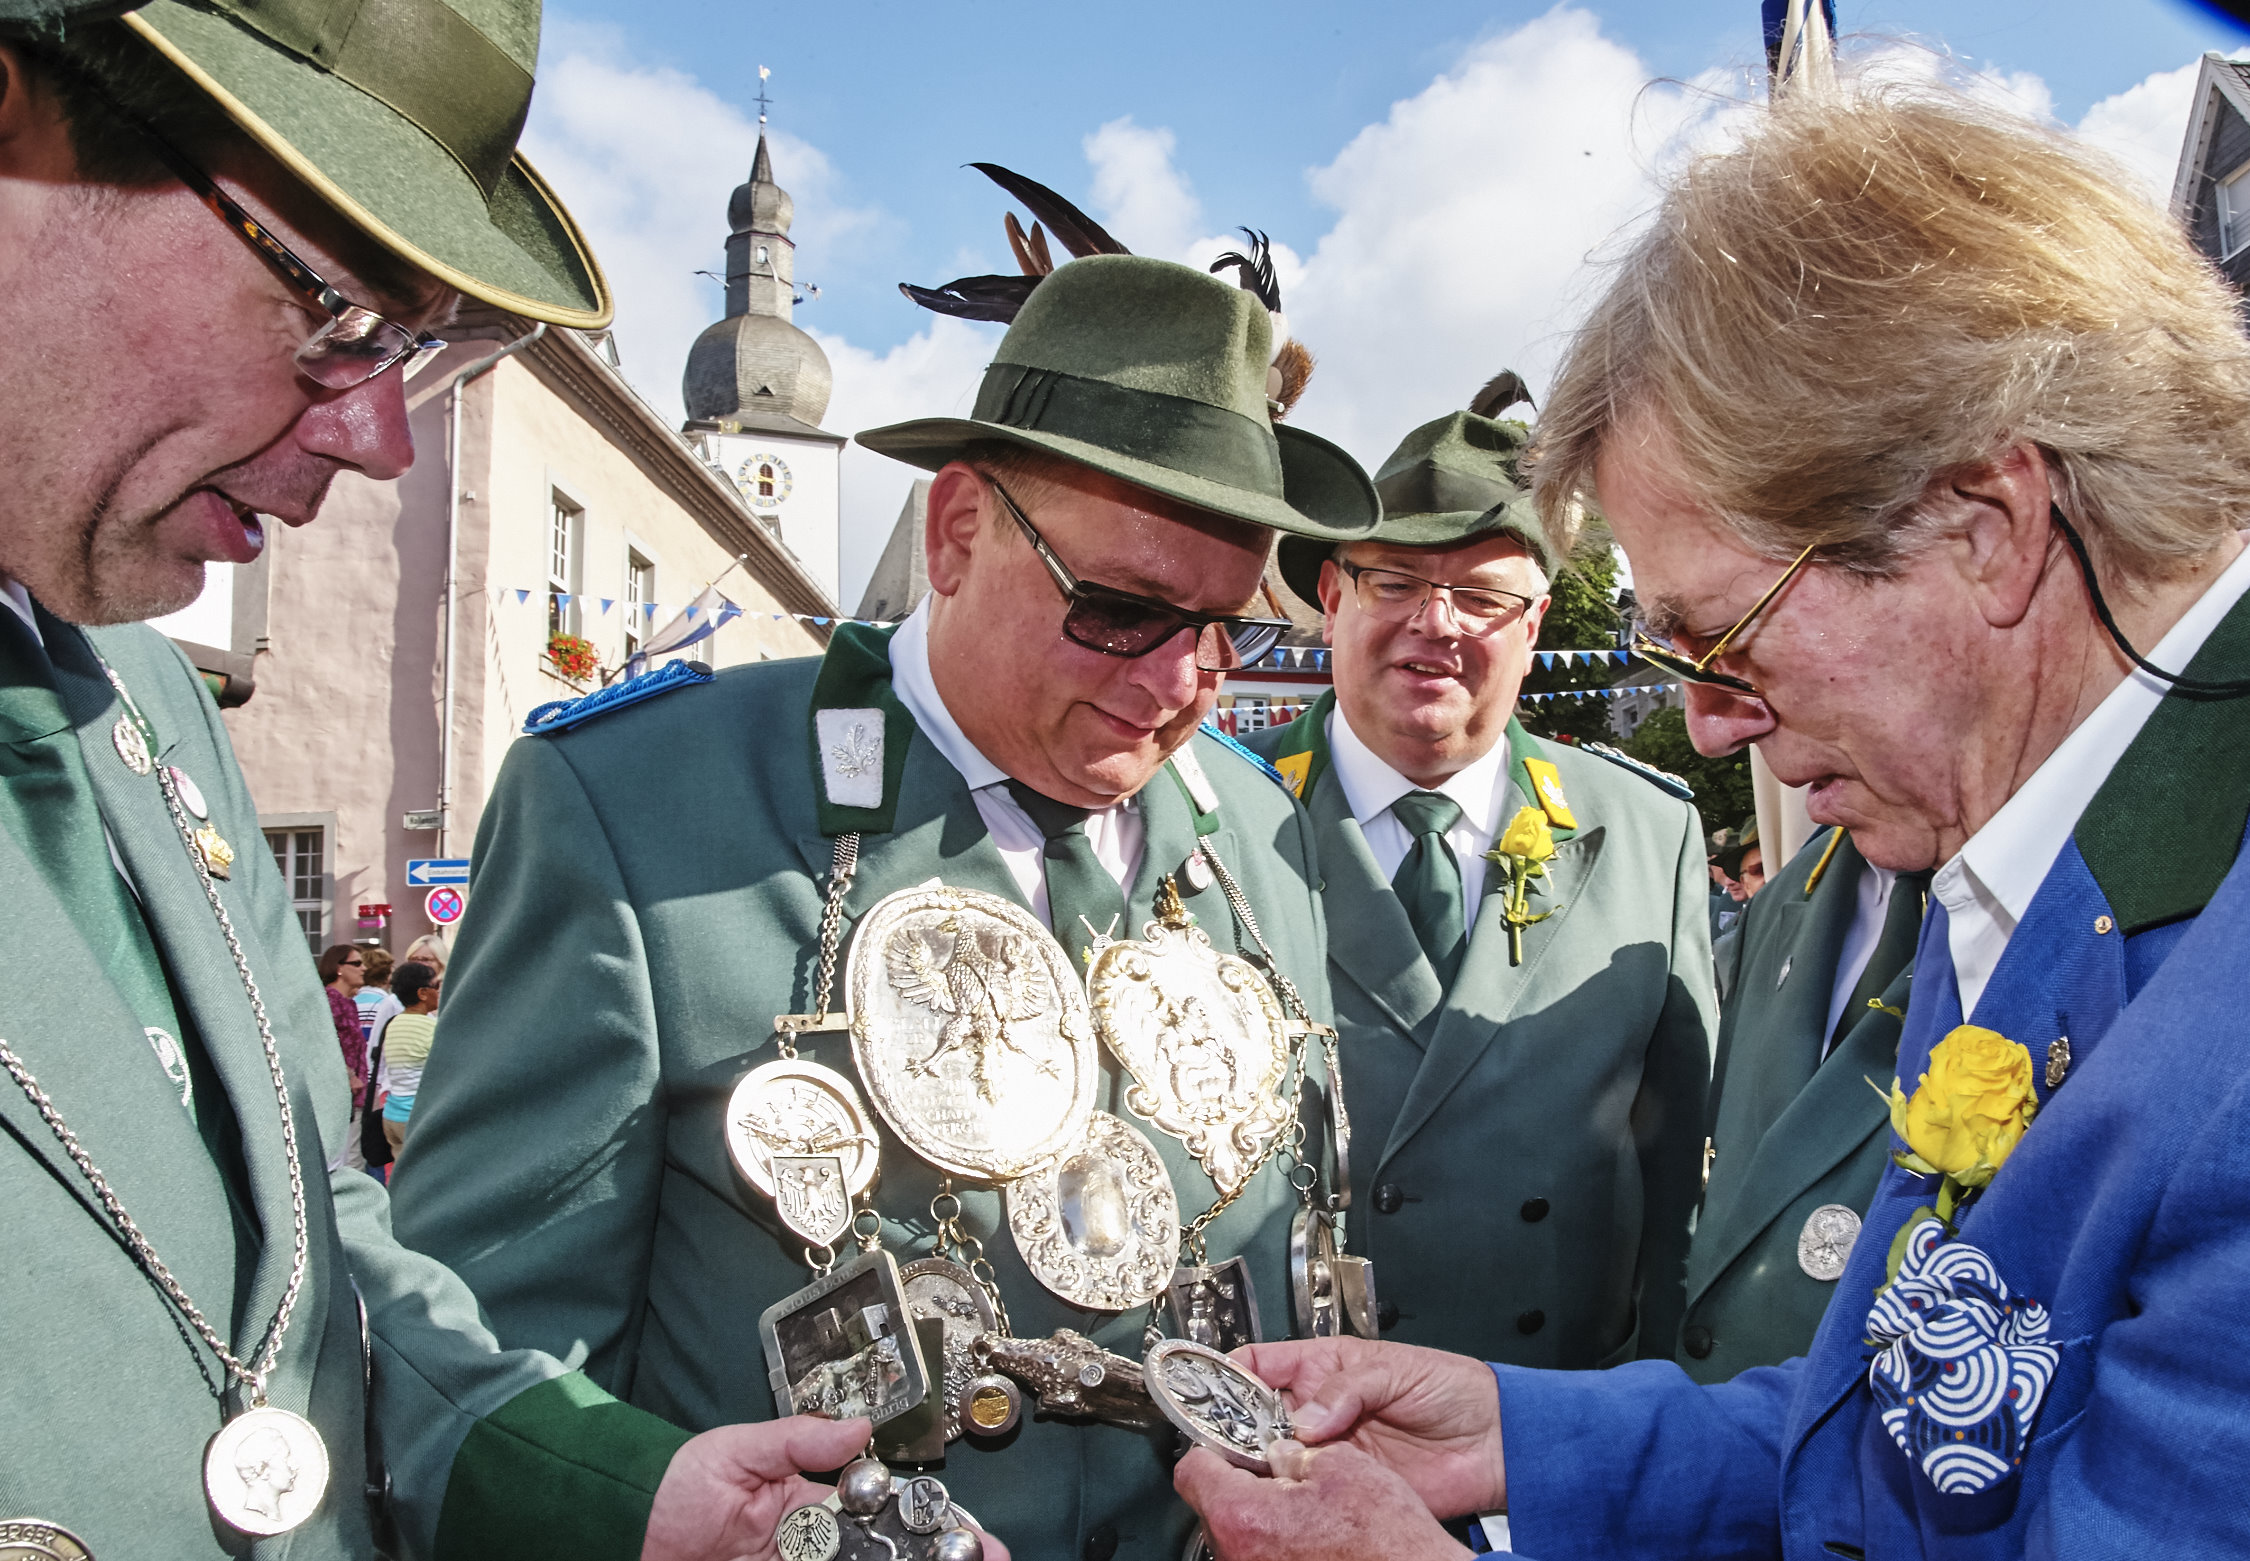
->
[1144,1339,1293,1474]
[112,715,152,776]
[166,766,210,820]
[725,1058,882,1207]
[204,1405,330,1536]
[775,1502,842,1561]
[1006,1111,1179,1311]
[1796,1203,1862,1282]
[0,1519,94,1561]
[895,1475,953,1534]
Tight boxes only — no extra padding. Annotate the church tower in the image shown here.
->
[683,96,844,606]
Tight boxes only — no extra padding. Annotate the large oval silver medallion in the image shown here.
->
[1006,1112,1179,1311]
[1144,1339,1293,1474]
[1087,917,1291,1199]
[1796,1203,1862,1282]
[204,1405,330,1536]
[726,1058,882,1222]
[849,886,1095,1180]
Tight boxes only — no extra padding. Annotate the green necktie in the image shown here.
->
[1005,779,1127,978]
[1834,867,1935,1046]
[1390,790,1467,987]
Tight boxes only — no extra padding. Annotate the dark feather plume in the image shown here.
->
[1469,369,1534,419]
[897,275,1041,323]
[1209,228,1282,313]
[969,162,1130,258]
[1004,212,1056,277]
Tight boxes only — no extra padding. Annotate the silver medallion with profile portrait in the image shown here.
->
[1005,1111,1179,1311]
[1086,892,1293,1199]
[849,886,1097,1181]
[1143,1340,1294,1474]
[760,1248,931,1428]
[204,1404,331,1536]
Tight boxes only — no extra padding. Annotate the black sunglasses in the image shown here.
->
[111,99,446,389]
[986,479,1292,672]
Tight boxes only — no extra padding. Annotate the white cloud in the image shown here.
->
[2075,57,2219,206]
[1083,118,1206,261]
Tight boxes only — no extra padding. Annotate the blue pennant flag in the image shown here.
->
[514,589,529,605]
[599,598,614,614]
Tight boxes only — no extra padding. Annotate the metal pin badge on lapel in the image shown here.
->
[112,714,152,774]
[1181,850,1213,893]
[2045,1035,2071,1090]
[1796,1204,1861,1281]
[1775,956,1792,990]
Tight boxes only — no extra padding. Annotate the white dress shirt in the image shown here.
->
[887,602,1144,932]
[1934,540,2250,1016]
[1327,705,1513,920]
[2,575,38,641]
[1821,858,1898,1056]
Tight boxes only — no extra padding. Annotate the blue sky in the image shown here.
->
[518,0,2250,605]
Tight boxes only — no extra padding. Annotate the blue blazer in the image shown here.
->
[1492,822,2250,1557]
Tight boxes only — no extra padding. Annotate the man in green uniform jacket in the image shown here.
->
[1677,825,1926,1382]
[392,255,1381,1561]
[0,5,878,1555]
[1247,401,1714,1369]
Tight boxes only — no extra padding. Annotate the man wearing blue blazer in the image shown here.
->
[1170,75,2250,1561]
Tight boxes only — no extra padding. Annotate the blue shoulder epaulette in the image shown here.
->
[1198,721,1290,792]
[1579,740,1696,801]
[522,658,714,736]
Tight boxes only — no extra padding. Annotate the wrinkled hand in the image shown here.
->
[1233,1337,1504,1520]
[1175,1439,1470,1561]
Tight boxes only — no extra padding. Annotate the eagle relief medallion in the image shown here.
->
[848,886,1096,1181]
[1086,912,1292,1199]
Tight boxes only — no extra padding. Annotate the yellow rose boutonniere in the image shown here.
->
[1868,1024,2038,1284]
[1485,804,1559,965]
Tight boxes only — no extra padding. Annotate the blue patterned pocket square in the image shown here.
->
[1866,1220,2058,1494]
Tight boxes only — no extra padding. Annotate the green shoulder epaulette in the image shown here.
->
[1578,740,1695,801]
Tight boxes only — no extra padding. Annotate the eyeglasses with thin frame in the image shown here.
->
[1629,542,1818,698]
[1338,561,1542,635]
[119,106,447,389]
[986,478,1294,673]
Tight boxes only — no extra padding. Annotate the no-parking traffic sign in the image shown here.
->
[424,886,466,926]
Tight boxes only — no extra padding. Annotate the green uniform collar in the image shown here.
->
[806,622,915,837]
[1502,717,1578,843]
[1264,689,1337,803]
[2077,585,2250,934]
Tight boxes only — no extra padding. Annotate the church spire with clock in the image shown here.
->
[683,76,845,606]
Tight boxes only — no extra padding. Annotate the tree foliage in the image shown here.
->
[1518,535,1624,745]
[1622,706,1755,838]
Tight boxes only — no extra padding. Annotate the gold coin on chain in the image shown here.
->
[1086,888,1292,1200]
[847,886,1095,1181]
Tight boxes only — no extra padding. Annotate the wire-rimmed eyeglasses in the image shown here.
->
[1628,542,1818,698]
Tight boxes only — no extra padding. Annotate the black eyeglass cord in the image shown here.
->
[2048,506,2250,699]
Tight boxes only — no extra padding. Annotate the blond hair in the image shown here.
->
[1532,80,2250,585]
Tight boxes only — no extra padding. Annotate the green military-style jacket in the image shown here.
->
[1678,827,1912,1383]
[0,614,692,1558]
[391,632,1333,1561]
[1247,695,1713,1367]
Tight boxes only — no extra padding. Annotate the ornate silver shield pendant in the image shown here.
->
[1086,918,1292,1199]
[204,1405,330,1536]
[1144,1339,1294,1474]
[849,886,1096,1180]
[1005,1111,1179,1311]
[760,1248,931,1427]
[1166,1256,1263,1353]
[897,1256,1004,1443]
[772,1155,853,1248]
[726,1058,882,1211]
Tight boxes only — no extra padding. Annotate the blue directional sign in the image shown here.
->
[406,858,471,888]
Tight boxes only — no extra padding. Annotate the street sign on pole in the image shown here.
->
[424,886,466,926]
[406,858,471,888]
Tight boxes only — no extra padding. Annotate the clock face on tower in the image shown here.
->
[736,453,793,513]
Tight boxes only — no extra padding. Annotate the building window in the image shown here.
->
[548,490,583,639]
[265,828,326,948]
[2220,161,2250,259]
[625,550,654,658]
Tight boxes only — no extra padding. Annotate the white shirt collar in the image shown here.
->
[887,600,1008,792]
[0,575,39,644]
[1328,703,1515,836]
[1934,539,2250,1008]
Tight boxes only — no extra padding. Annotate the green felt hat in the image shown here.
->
[81,0,609,327]
[1276,408,1548,607]
[858,254,1379,541]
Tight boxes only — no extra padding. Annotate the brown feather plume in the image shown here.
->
[1469,369,1534,419]
[1005,212,1055,277]
[1270,339,1315,419]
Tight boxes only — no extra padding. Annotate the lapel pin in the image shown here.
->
[1181,850,1213,893]
[1775,955,1793,990]
[112,714,153,775]
[166,766,210,820]
[2045,1034,2070,1090]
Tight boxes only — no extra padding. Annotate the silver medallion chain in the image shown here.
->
[790,831,861,1058]
[0,657,311,1408]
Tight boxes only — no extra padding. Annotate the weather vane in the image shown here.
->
[755,64,772,127]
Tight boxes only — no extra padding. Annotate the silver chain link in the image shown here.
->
[0,658,312,1406]
[808,833,860,1028]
